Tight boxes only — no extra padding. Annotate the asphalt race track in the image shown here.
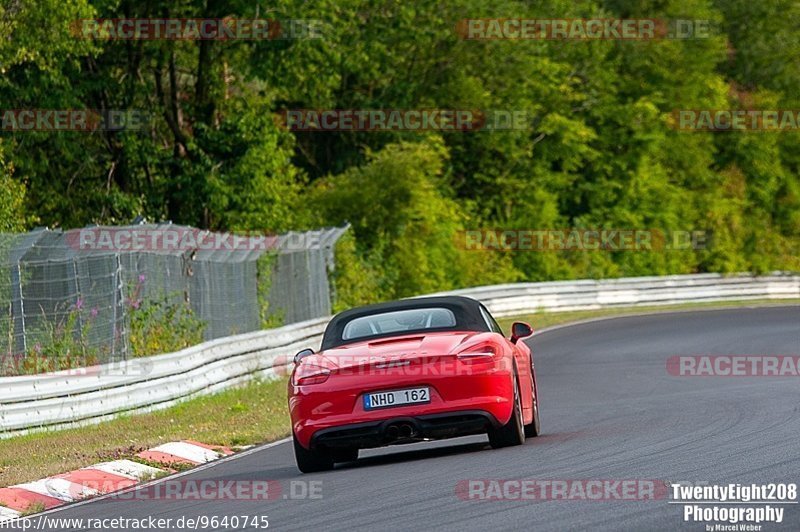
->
[42,306,800,531]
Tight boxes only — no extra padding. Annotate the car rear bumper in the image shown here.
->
[289,362,516,449]
[308,410,500,450]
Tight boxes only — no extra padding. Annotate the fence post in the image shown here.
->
[112,253,125,361]
[71,258,84,344]
[14,260,26,355]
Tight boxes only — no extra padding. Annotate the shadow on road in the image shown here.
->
[338,440,490,471]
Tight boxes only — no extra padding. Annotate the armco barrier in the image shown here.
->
[437,272,800,317]
[2,273,798,437]
[0,317,327,437]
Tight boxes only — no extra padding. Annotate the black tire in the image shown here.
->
[332,447,359,463]
[488,372,525,448]
[293,433,334,473]
[524,357,541,438]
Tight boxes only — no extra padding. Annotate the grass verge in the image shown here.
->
[0,378,290,488]
[1,297,798,488]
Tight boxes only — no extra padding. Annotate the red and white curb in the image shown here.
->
[0,441,233,522]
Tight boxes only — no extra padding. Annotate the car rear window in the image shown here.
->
[341,307,457,341]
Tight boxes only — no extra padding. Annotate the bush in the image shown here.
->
[311,138,521,306]
[126,276,206,358]
[1,299,99,376]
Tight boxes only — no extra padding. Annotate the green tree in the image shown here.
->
[309,138,519,301]
[0,144,28,231]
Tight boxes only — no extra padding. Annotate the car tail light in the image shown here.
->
[456,343,499,363]
[293,364,331,385]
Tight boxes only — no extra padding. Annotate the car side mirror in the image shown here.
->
[510,322,534,344]
[294,348,314,364]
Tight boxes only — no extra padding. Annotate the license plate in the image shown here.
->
[363,387,430,410]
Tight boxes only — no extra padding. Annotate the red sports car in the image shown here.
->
[288,295,540,472]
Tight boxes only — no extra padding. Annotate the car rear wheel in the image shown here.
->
[524,358,541,438]
[488,373,525,448]
[293,433,334,473]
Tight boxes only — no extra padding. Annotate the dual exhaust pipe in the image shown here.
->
[385,422,415,441]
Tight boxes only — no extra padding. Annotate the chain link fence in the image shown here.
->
[0,224,348,373]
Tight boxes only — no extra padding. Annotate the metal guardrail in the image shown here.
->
[437,272,800,317]
[0,318,327,437]
[2,273,798,437]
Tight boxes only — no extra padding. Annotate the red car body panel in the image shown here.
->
[289,329,535,449]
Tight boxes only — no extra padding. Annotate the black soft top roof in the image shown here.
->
[321,295,490,350]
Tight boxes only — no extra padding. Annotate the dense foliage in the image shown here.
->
[1,0,798,304]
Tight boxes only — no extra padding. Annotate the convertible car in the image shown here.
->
[288,295,540,472]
